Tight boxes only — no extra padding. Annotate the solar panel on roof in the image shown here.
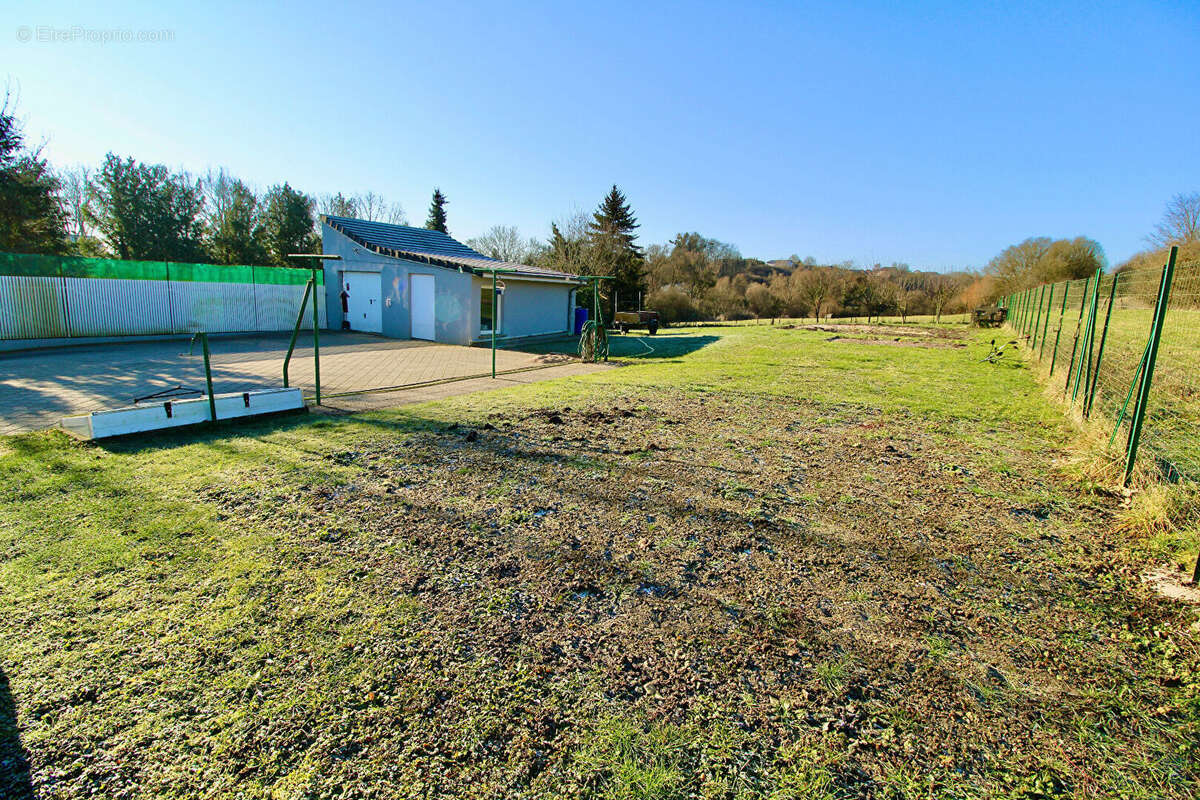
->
[324,216,486,259]
[322,215,582,281]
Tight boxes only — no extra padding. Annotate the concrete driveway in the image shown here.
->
[0,332,575,434]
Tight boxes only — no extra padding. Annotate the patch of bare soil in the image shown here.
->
[826,335,966,349]
[531,352,577,365]
[799,323,964,339]
[201,390,1197,796]
[1143,565,1200,604]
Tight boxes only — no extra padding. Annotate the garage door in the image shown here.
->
[343,271,382,334]
[410,274,435,340]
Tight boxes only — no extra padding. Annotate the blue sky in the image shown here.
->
[3,0,1197,269]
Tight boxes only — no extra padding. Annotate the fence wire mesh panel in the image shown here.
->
[1138,258,1200,481]
[1005,251,1199,483]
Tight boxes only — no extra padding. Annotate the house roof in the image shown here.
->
[321,215,581,282]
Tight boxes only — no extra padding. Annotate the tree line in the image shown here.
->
[0,92,452,269]
[2,92,1195,322]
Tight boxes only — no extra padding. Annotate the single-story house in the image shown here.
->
[320,215,584,345]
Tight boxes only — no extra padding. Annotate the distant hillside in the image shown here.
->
[730,258,794,281]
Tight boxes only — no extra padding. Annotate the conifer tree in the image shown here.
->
[262,182,318,267]
[0,92,66,255]
[425,188,448,233]
[89,154,205,262]
[587,185,645,316]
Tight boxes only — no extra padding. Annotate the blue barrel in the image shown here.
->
[573,307,589,335]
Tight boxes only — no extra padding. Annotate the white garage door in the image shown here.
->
[343,271,382,334]
[410,274,435,340]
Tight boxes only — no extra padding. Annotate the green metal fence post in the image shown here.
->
[1026,288,1036,338]
[1084,273,1120,419]
[200,332,217,423]
[1039,283,1055,359]
[1063,275,1091,397]
[1110,262,1166,447]
[1048,282,1069,377]
[1073,268,1102,406]
[1032,287,1041,338]
[1027,287,1036,350]
[1036,286,1046,352]
[311,268,321,405]
[1123,246,1179,486]
[282,278,313,389]
[491,270,497,379]
[1109,340,1151,449]
[595,279,608,362]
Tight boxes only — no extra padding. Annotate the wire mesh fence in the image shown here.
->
[1002,246,1199,484]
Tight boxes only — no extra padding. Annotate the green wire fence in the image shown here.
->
[1001,246,1199,486]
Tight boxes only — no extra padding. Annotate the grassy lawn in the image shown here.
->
[2,325,1198,798]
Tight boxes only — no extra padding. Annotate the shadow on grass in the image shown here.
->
[10,329,714,455]
[35,409,323,455]
[0,668,33,800]
[505,333,720,360]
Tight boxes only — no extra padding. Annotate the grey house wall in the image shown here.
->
[321,222,577,345]
[473,277,575,341]
[321,224,473,344]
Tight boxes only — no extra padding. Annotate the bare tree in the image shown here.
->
[57,164,92,238]
[745,281,779,321]
[539,210,594,274]
[467,224,541,263]
[201,168,238,223]
[894,287,923,323]
[1149,192,1200,247]
[795,267,843,322]
[318,192,357,218]
[357,191,407,225]
[926,274,956,323]
[316,192,406,225]
[985,237,1052,294]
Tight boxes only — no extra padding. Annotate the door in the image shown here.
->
[343,271,382,333]
[410,274,436,340]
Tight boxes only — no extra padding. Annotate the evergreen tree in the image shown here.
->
[589,185,642,255]
[88,154,205,261]
[425,188,448,233]
[587,185,645,317]
[262,183,318,267]
[204,171,268,265]
[0,94,67,254]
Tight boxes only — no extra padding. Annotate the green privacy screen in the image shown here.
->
[0,252,323,285]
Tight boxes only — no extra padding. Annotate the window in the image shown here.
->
[480,285,501,333]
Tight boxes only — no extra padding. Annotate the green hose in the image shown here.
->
[578,319,608,362]
[578,277,609,362]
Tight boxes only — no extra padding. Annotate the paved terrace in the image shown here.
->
[0,332,577,435]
